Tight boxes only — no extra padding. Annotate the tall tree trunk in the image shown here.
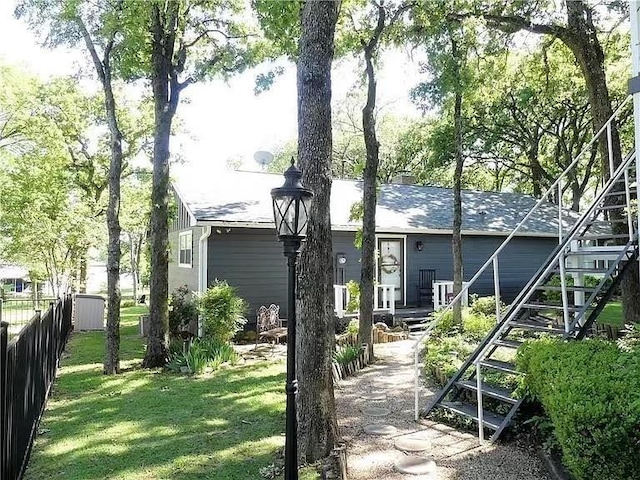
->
[527,142,545,198]
[77,17,122,375]
[105,124,122,374]
[296,0,340,464]
[79,250,87,294]
[129,233,138,302]
[359,3,386,358]
[143,2,181,368]
[451,37,464,326]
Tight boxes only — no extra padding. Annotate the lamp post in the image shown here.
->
[271,159,313,480]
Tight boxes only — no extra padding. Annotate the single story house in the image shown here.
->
[169,170,572,321]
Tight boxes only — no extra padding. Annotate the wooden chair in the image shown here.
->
[416,269,436,307]
[255,304,287,349]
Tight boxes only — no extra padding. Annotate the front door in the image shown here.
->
[378,238,404,305]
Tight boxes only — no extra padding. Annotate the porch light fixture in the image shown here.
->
[270,158,313,480]
[271,160,313,240]
[416,240,424,252]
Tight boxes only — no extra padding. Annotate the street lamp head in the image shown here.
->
[271,158,314,241]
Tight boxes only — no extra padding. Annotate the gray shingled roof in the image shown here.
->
[173,170,578,236]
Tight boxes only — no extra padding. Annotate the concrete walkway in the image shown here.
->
[334,339,550,479]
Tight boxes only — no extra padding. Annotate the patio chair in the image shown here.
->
[255,304,287,349]
[416,269,436,307]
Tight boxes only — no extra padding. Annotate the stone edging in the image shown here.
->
[537,449,572,480]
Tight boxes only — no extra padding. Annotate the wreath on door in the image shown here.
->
[381,254,399,274]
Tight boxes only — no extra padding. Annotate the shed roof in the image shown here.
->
[173,170,577,237]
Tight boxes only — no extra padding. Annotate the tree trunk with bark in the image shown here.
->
[451,37,464,326]
[359,4,386,358]
[77,17,122,375]
[143,2,181,368]
[79,251,87,294]
[296,0,340,464]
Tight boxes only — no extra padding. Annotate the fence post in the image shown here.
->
[1,321,8,479]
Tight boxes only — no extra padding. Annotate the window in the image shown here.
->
[178,231,193,267]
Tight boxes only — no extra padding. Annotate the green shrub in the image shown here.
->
[462,311,496,340]
[432,308,459,335]
[184,343,208,374]
[198,338,240,365]
[433,306,495,340]
[469,295,505,317]
[333,345,360,365]
[196,280,247,343]
[517,338,640,480]
[121,300,136,308]
[424,335,474,382]
[345,280,360,313]
[346,319,359,335]
[166,338,240,374]
[169,285,198,337]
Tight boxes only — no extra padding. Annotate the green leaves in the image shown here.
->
[517,338,640,480]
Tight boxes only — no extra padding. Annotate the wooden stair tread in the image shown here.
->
[509,320,565,334]
[479,359,518,374]
[493,338,522,349]
[439,401,504,430]
[456,380,518,404]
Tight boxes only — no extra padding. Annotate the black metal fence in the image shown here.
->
[0,298,59,337]
[1,295,73,480]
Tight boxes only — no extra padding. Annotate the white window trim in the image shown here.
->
[178,230,193,268]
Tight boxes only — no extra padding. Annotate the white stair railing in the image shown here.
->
[333,283,396,318]
[413,95,634,422]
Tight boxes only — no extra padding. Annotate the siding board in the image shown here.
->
[170,227,558,325]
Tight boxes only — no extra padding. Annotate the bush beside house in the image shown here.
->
[516,338,640,480]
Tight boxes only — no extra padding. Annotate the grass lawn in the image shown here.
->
[24,305,315,480]
[598,301,624,327]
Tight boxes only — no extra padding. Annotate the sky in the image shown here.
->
[0,0,423,176]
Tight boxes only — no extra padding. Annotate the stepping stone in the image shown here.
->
[394,456,437,476]
[395,436,431,452]
[361,406,391,417]
[364,424,397,435]
[360,392,387,401]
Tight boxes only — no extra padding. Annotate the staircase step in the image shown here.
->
[479,359,518,374]
[574,233,629,241]
[493,338,523,349]
[522,302,585,312]
[561,266,610,274]
[439,401,504,430]
[509,320,566,334]
[456,380,518,404]
[536,285,597,292]
[568,247,627,255]
[604,189,636,197]
[595,203,631,212]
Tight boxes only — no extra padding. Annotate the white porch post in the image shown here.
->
[197,226,212,337]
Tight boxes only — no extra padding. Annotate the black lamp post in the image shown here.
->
[271,159,313,480]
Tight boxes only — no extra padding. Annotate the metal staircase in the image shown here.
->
[412,95,639,442]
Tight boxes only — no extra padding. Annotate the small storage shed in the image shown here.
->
[74,294,105,330]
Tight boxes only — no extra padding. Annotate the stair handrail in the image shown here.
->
[413,94,633,420]
[472,153,637,365]
[418,150,637,424]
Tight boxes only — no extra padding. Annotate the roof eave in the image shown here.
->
[192,219,559,238]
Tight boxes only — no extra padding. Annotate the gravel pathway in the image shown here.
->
[334,339,550,480]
